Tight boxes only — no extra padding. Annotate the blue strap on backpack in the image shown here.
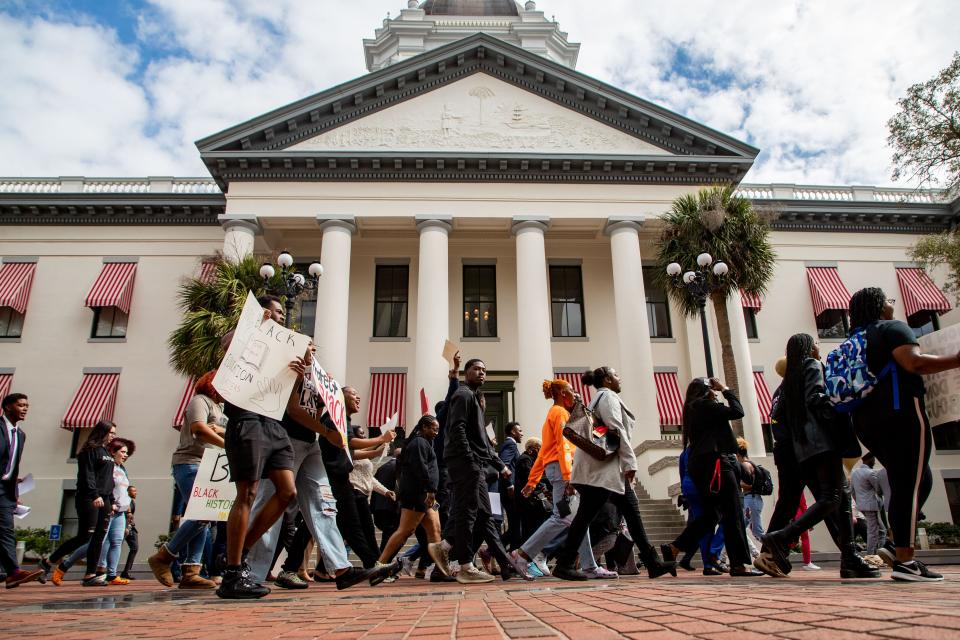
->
[824,326,899,413]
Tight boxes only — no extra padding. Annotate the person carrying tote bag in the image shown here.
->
[551,366,676,581]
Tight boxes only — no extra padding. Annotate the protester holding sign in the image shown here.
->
[847,288,960,582]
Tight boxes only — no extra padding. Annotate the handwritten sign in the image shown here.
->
[304,359,351,459]
[182,448,236,522]
[213,291,311,421]
[919,323,960,427]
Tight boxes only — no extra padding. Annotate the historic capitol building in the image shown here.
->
[2,0,959,550]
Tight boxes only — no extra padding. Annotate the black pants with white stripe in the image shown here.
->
[854,395,933,549]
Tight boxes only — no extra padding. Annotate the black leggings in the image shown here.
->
[49,494,111,574]
[671,455,750,567]
[855,395,933,549]
[557,480,657,567]
[769,452,853,552]
[329,474,378,568]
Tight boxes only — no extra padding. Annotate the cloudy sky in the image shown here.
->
[1,0,957,187]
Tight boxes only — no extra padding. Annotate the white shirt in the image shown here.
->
[2,414,19,481]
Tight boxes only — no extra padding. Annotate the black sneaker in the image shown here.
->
[552,564,588,582]
[337,566,377,590]
[430,570,457,583]
[702,566,724,576]
[878,541,897,567]
[216,568,270,599]
[119,572,135,580]
[840,554,882,579]
[891,560,943,582]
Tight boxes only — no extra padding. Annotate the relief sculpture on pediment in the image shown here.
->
[289,74,669,155]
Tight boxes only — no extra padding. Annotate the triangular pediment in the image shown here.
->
[197,34,758,187]
[287,74,671,155]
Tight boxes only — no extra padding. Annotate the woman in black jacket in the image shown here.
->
[760,333,879,579]
[661,378,761,577]
[44,420,117,586]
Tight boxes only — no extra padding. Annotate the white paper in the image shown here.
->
[373,413,398,470]
[182,448,237,522]
[485,422,496,442]
[17,473,35,496]
[489,492,502,516]
[14,504,30,519]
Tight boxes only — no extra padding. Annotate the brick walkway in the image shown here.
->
[3,567,960,639]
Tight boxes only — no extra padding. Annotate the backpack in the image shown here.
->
[751,464,774,496]
[823,326,899,413]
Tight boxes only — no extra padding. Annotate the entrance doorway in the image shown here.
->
[481,380,515,445]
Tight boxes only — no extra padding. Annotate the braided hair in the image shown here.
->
[782,333,815,433]
[849,287,886,331]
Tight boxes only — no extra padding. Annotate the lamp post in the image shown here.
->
[666,253,728,378]
[259,251,323,328]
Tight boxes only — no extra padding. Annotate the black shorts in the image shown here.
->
[399,489,428,513]
[225,418,295,483]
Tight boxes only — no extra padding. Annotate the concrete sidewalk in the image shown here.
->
[3,567,960,639]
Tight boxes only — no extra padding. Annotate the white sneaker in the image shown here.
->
[456,564,495,584]
[584,566,619,580]
[533,553,550,576]
[802,563,821,571]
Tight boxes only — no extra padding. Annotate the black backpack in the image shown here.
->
[751,464,774,496]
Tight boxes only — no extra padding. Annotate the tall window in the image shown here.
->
[463,265,497,338]
[643,268,672,339]
[549,266,585,337]
[816,310,848,340]
[743,308,759,340]
[91,307,128,338]
[0,307,24,338]
[373,265,409,338]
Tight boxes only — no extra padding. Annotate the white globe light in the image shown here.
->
[713,262,729,276]
[308,262,324,278]
[277,252,294,268]
[293,273,306,286]
[666,262,682,277]
[259,264,276,279]
[697,252,713,267]
[683,271,697,284]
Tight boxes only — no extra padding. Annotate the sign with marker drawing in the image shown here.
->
[304,359,351,459]
[919,323,960,427]
[213,291,311,421]
[183,448,236,522]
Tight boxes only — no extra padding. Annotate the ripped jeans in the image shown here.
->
[246,438,350,581]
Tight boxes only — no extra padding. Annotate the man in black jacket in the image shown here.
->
[1,393,43,588]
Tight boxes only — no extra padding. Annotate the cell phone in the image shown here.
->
[557,496,572,517]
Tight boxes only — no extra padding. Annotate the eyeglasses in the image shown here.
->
[886,298,896,305]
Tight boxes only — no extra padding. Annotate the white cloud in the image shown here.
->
[0,0,957,187]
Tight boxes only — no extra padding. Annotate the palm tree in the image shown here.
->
[168,254,279,378]
[655,185,777,426]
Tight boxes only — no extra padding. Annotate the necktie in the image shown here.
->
[3,426,15,478]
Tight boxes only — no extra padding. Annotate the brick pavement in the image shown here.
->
[2,567,960,639]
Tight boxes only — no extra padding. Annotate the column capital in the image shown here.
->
[415,214,452,234]
[218,214,261,234]
[316,214,357,234]
[604,216,646,235]
[511,215,550,235]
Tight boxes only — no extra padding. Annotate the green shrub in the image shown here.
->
[14,527,70,558]
[918,521,960,546]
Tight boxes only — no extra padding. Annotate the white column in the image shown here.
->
[606,217,660,443]
[725,291,767,453]
[220,216,260,263]
[413,216,452,423]
[512,217,554,431]
[313,216,356,382]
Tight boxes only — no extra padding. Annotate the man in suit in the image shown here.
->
[2,393,43,588]
[499,422,524,550]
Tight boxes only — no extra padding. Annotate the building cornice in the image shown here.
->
[0,192,224,225]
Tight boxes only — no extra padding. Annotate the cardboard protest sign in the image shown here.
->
[213,291,311,421]
[303,359,351,459]
[442,339,459,365]
[918,323,960,427]
[183,448,236,522]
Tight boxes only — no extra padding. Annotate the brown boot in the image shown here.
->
[147,545,177,587]
[178,564,216,590]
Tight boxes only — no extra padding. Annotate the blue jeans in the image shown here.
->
[687,492,724,567]
[63,512,127,577]
[247,439,350,581]
[520,462,596,571]
[743,493,765,541]
[165,463,209,565]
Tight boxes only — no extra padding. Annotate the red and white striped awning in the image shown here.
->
[198,261,218,284]
[85,262,138,314]
[0,373,12,400]
[61,373,120,430]
[740,290,763,311]
[555,371,592,404]
[654,372,684,427]
[806,267,851,317]
[172,378,196,431]
[896,268,951,318]
[754,371,774,424]
[0,262,37,315]
[367,372,406,429]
